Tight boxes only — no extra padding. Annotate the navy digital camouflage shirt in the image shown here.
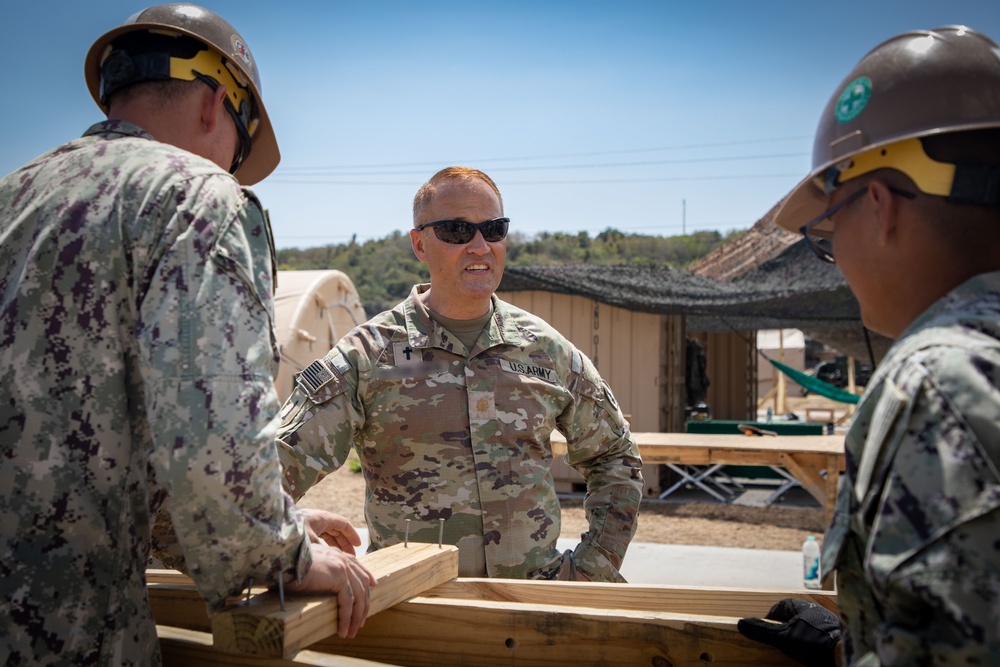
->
[823,271,1000,665]
[0,121,311,666]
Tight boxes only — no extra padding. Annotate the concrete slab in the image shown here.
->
[352,529,808,590]
[613,541,804,589]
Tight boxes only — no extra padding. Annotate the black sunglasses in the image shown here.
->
[415,217,510,244]
[800,186,915,263]
[193,72,255,175]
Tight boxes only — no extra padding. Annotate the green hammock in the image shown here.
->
[769,359,861,405]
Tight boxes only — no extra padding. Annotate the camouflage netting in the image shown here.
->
[499,239,865,333]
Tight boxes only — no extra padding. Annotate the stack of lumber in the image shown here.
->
[149,542,834,666]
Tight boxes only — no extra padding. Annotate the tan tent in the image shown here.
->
[273,270,367,402]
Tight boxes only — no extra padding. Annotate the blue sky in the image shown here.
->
[3,1,999,249]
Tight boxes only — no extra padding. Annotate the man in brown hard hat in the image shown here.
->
[739,26,1000,667]
[0,5,374,664]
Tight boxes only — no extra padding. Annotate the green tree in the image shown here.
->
[277,227,743,317]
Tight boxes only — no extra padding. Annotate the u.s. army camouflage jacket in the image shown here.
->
[822,271,1000,665]
[277,285,643,581]
[0,121,310,666]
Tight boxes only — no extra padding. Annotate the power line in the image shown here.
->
[277,135,809,172]
[269,163,808,186]
[267,172,801,186]
[277,152,807,177]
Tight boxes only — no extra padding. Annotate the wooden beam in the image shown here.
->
[424,578,839,616]
[151,585,213,633]
[779,452,826,505]
[150,578,839,630]
[158,626,397,667]
[152,577,834,666]
[311,596,802,667]
[825,454,841,528]
[211,543,458,658]
[148,568,195,586]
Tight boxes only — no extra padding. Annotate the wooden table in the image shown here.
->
[553,432,845,525]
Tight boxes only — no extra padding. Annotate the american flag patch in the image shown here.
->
[296,359,335,394]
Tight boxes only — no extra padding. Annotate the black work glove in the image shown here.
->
[737,598,841,667]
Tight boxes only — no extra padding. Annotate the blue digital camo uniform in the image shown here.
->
[823,271,1000,665]
[277,285,643,582]
[0,121,311,666]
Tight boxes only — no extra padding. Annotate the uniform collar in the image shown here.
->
[402,284,526,353]
[900,270,1000,339]
[82,119,155,141]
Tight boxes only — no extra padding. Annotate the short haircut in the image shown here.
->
[412,166,503,226]
[106,77,201,109]
[103,31,207,109]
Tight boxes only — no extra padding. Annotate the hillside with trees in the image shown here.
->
[277,228,743,317]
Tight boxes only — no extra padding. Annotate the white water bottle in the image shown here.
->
[803,536,821,589]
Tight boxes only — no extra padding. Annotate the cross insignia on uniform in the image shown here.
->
[402,346,413,361]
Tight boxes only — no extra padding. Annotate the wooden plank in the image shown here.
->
[535,290,554,324]
[147,569,268,634]
[780,453,826,505]
[151,585,213,633]
[595,299,613,377]
[610,304,631,418]
[550,294,573,354]
[632,432,844,455]
[825,454,841,527]
[423,578,839,616]
[630,311,661,433]
[148,568,195,586]
[549,430,845,517]
[569,294,592,357]
[150,577,838,631]
[310,597,801,667]
[158,626,398,667]
[551,431,845,457]
[552,441,837,470]
[664,316,687,433]
[152,577,831,666]
[211,543,458,659]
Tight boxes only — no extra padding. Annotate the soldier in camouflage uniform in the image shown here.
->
[0,6,373,666]
[277,167,644,582]
[738,27,1000,666]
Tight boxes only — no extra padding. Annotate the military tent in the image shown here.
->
[273,270,366,402]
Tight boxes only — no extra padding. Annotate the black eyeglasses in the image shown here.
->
[800,186,916,263]
[415,217,509,244]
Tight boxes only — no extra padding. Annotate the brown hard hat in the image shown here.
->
[85,3,279,185]
[773,26,1000,235]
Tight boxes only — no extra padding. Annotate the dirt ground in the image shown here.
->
[297,394,846,551]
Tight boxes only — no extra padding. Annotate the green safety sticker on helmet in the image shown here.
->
[835,77,872,124]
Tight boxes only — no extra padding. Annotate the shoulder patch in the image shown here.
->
[293,354,350,404]
[602,380,620,410]
[296,359,335,395]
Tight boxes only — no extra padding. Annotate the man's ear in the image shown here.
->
[868,179,901,249]
[200,83,228,133]
[410,228,427,262]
